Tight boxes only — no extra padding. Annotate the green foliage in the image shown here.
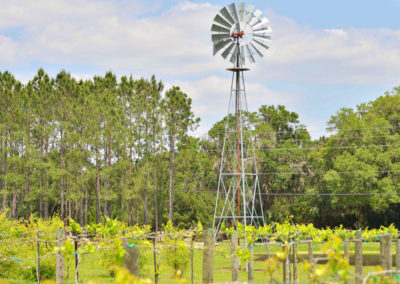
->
[2,213,400,282]
[0,213,62,280]
[69,218,81,235]
[305,235,351,283]
[162,221,190,275]
[113,265,152,284]
[3,68,400,230]
[226,221,398,244]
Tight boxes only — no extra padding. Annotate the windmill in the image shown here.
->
[211,3,271,235]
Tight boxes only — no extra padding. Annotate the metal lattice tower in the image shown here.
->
[211,3,271,234]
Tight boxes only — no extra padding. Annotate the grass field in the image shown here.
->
[3,241,397,283]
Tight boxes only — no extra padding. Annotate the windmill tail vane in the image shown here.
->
[211,2,271,236]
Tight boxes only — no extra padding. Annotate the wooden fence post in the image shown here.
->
[283,245,286,283]
[56,229,65,284]
[396,239,400,272]
[308,240,313,280]
[386,234,392,271]
[287,244,291,284]
[293,242,297,283]
[191,235,194,284]
[355,233,363,284]
[248,243,254,283]
[380,234,392,270]
[202,229,215,284]
[153,237,159,284]
[344,239,349,262]
[231,230,239,282]
[36,231,41,284]
[380,234,387,269]
[123,237,140,277]
[74,236,79,284]
[344,238,349,284]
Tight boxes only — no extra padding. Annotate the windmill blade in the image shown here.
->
[249,9,263,26]
[231,22,240,34]
[243,12,254,24]
[212,33,231,43]
[253,38,270,50]
[221,42,235,59]
[213,14,231,29]
[253,33,271,40]
[253,25,270,33]
[237,2,245,21]
[245,45,256,63]
[253,9,263,18]
[252,17,269,30]
[240,46,246,65]
[250,42,263,58]
[227,3,239,23]
[213,38,231,55]
[229,45,239,64]
[249,17,262,28]
[220,7,235,25]
[243,4,255,23]
[211,24,230,33]
[245,4,255,16]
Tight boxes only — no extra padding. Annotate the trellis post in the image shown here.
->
[36,231,41,284]
[56,229,65,284]
[123,237,140,277]
[248,243,254,283]
[355,231,363,284]
[231,230,239,282]
[202,229,215,284]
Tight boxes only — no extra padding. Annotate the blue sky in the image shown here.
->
[1,0,400,138]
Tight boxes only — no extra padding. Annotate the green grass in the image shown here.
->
[2,242,397,283]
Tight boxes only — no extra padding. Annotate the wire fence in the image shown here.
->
[2,228,400,283]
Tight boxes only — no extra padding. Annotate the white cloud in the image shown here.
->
[1,1,400,85]
[0,35,17,63]
[0,0,220,77]
[259,10,400,85]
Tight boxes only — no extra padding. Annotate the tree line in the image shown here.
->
[1,69,400,229]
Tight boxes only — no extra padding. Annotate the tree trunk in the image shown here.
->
[44,138,49,219]
[74,167,78,221]
[103,145,108,226]
[39,172,43,218]
[95,147,100,224]
[136,197,140,224]
[80,196,83,226]
[152,123,159,232]
[79,171,83,226]
[168,135,175,222]
[38,139,43,218]
[60,136,65,221]
[2,139,7,212]
[44,199,49,220]
[24,147,30,219]
[144,188,148,225]
[22,158,29,219]
[11,189,18,219]
[68,161,72,219]
[20,188,24,219]
[128,147,133,226]
[154,168,158,232]
[84,181,88,226]
[128,199,133,226]
[12,163,18,219]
